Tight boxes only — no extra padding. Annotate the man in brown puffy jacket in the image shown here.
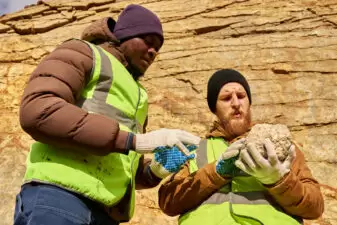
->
[13,4,200,225]
[158,69,324,225]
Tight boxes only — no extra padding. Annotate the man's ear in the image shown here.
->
[107,17,117,32]
[214,106,221,119]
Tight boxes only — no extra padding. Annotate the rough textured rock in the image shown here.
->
[246,123,292,161]
[0,0,336,225]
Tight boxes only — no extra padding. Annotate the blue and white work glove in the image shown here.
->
[149,144,197,179]
[216,138,246,177]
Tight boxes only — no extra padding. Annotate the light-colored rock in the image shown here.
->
[0,0,336,225]
[0,5,50,23]
[10,16,72,35]
[245,124,292,161]
[0,23,11,33]
[42,0,116,9]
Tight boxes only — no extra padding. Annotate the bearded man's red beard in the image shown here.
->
[220,109,251,140]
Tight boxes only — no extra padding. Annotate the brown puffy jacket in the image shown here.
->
[20,17,160,220]
[159,122,324,220]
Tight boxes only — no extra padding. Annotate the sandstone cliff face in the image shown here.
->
[0,0,336,224]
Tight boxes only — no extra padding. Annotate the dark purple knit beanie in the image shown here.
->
[207,69,252,113]
[113,4,164,46]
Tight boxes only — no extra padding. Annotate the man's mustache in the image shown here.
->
[231,110,244,116]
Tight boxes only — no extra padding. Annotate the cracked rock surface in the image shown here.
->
[245,124,292,162]
[0,0,336,225]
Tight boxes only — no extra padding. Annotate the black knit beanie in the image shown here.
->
[207,69,251,113]
[114,4,164,47]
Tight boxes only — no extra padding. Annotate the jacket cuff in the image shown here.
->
[265,171,296,194]
[113,130,131,154]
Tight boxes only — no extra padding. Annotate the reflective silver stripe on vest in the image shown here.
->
[196,139,208,167]
[196,139,248,177]
[202,191,272,205]
[195,139,270,205]
[76,45,142,133]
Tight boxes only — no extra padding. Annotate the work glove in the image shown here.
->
[149,144,197,179]
[215,138,246,177]
[135,128,201,154]
[235,138,296,185]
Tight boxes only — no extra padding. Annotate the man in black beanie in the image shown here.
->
[206,68,252,140]
[158,69,324,225]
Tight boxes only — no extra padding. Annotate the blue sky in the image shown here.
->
[0,0,38,15]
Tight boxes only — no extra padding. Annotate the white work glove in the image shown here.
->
[235,138,296,185]
[135,128,201,154]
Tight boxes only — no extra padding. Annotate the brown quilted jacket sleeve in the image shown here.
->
[158,162,230,216]
[20,39,130,155]
[266,146,324,219]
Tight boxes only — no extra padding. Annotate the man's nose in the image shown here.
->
[231,95,240,108]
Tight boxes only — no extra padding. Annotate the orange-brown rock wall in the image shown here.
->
[0,0,336,224]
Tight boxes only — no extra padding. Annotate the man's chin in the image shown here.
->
[232,127,247,136]
[135,63,148,75]
[128,64,145,80]
[229,120,250,136]
[138,60,150,72]
[230,118,245,126]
